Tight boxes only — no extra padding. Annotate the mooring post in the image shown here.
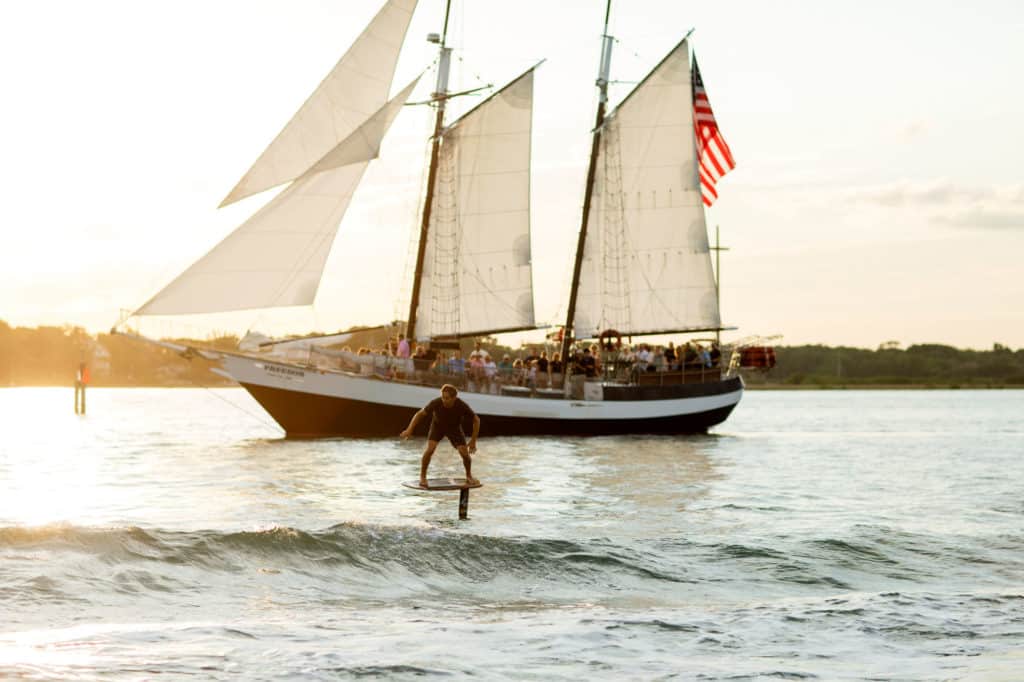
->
[82,363,88,415]
[458,488,470,520]
[74,362,87,415]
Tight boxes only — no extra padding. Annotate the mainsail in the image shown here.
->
[572,38,721,339]
[136,76,419,316]
[219,0,417,208]
[412,68,537,340]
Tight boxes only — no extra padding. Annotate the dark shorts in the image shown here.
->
[428,424,467,448]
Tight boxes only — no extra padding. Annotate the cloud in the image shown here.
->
[898,120,929,141]
[841,181,1024,230]
[843,180,986,207]
[934,209,1024,230]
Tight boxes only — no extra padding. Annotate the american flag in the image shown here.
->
[692,56,735,207]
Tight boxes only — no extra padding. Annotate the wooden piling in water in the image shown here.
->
[74,363,88,415]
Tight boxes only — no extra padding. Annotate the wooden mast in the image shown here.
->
[406,0,453,343]
[560,0,614,382]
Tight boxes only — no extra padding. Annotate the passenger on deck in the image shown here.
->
[468,351,485,390]
[526,360,539,392]
[699,344,712,368]
[432,351,449,378]
[396,334,410,359]
[512,358,526,386]
[448,350,466,384]
[537,351,550,388]
[710,343,721,367]
[413,345,431,382]
[684,342,698,369]
[637,344,652,371]
[566,348,586,398]
[580,347,597,378]
[498,354,514,385]
[569,348,584,377]
[665,342,677,369]
[549,352,563,388]
[611,344,630,382]
[374,348,392,378]
[391,335,411,379]
[483,353,497,392]
[653,346,666,372]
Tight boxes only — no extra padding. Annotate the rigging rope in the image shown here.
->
[193,377,285,436]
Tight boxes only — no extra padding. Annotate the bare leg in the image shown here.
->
[456,444,479,485]
[420,440,439,487]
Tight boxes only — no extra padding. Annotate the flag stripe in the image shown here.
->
[692,56,735,207]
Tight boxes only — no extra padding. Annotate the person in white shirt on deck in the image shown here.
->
[483,353,497,393]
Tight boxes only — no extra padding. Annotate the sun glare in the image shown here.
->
[0,389,103,527]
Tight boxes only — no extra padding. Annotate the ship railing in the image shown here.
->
[601,360,723,386]
[301,347,725,398]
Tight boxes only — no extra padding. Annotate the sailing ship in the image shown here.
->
[117,0,745,437]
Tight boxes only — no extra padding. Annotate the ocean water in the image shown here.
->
[1,387,1022,680]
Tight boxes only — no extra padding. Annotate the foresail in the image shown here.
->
[219,0,417,207]
[136,80,419,316]
[573,39,721,339]
[297,75,420,180]
[137,163,367,316]
[414,68,537,340]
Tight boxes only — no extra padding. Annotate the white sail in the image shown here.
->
[296,76,421,178]
[219,0,417,207]
[573,39,721,339]
[136,79,419,316]
[414,68,537,340]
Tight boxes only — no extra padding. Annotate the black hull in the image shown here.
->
[240,378,742,438]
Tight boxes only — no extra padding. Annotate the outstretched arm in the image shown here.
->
[468,415,480,453]
[400,409,427,439]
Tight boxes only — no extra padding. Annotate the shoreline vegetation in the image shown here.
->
[2,320,1022,389]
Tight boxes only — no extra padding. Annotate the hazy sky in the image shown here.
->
[2,1,1022,349]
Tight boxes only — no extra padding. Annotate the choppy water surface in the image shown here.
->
[1,387,1022,679]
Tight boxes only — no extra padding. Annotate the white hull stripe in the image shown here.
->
[221,355,742,421]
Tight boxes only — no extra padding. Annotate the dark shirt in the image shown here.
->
[580,355,597,378]
[424,397,476,432]
[550,360,563,374]
[538,357,549,372]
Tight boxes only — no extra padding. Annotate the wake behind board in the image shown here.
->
[402,478,482,519]
[402,478,482,491]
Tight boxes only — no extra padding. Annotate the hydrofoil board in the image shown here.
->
[402,478,482,491]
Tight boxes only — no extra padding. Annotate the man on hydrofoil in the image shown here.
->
[400,384,480,488]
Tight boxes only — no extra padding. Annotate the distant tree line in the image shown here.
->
[1,320,1022,388]
[0,320,236,387]
[0,320,501,387]
[743,343,1024,387]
